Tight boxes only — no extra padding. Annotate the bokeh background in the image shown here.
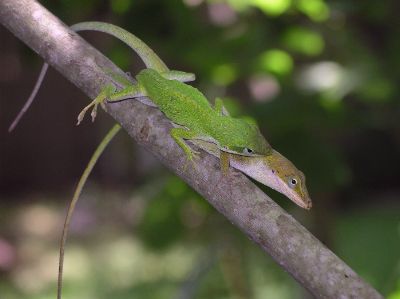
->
[1,0,400,298]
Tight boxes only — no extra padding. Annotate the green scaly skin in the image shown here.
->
[103,68,272,161]
[75,24,272,160]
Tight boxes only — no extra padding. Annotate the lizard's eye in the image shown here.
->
[288,177,298,188]
[243,148,253,155]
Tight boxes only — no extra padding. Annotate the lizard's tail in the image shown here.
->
[57,124,121,299]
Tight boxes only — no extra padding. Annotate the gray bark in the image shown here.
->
[0,0,383,298]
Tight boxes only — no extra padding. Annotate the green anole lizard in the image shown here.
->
[191,139,311,209]
[9,21,312,299]
[12,22,272,168]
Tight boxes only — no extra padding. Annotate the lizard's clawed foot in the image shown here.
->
[76,84,115,125]
[183,150,200,172]
[77,100,101,125]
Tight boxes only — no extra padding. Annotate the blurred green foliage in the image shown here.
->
[2,0,400,298]
[259,49,293,75]
[283,27,324,56]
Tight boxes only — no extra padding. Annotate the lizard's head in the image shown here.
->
[222,121,272,156]
[264,150,311,209]
[189,139,312,209]
[230,149,312,209]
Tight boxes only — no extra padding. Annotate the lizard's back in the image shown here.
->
[137,69,217,132]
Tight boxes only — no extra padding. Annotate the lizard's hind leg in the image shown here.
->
[77,81,145,125]
[77,83,116,125]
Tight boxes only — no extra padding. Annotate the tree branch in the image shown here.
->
[0,0,383,298]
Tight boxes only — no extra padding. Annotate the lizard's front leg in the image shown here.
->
[220,150,230,175]
[170,128,201,168]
